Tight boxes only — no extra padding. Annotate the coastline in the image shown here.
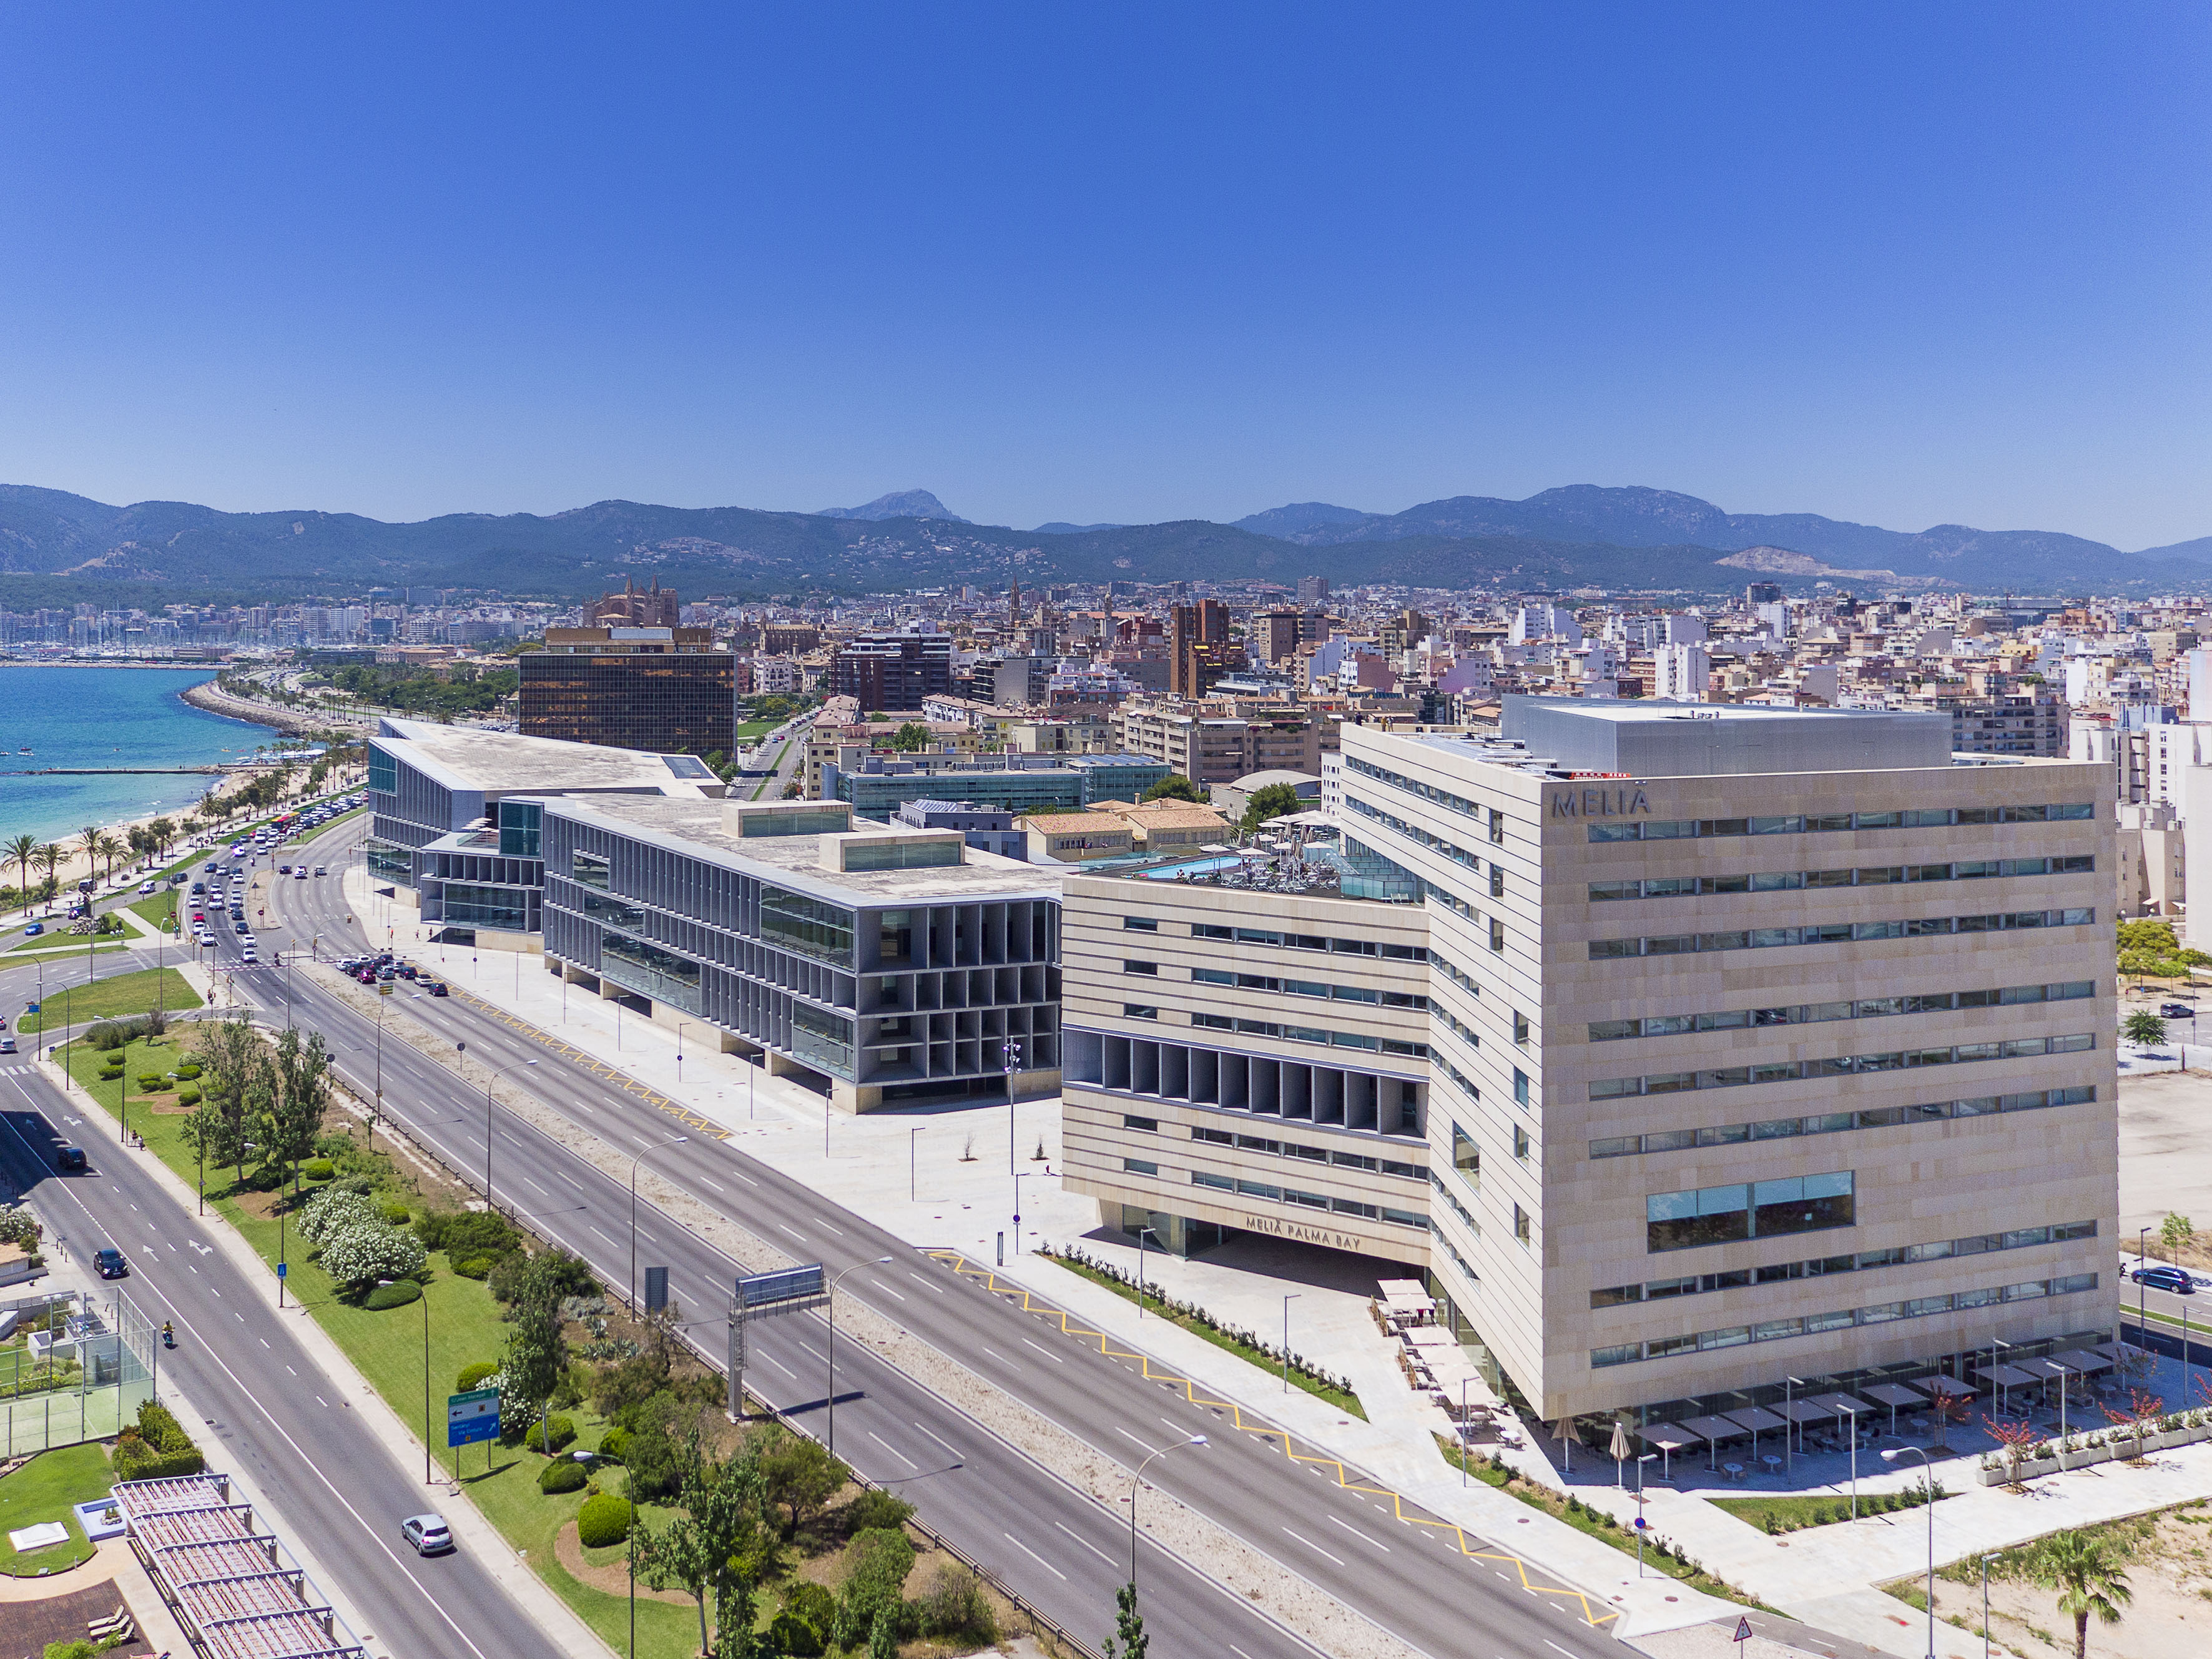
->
[180,678,357,736]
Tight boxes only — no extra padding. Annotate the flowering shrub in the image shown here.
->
[319,1221,428,1291]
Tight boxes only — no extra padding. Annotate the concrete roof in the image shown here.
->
[539,792,1059,906]
[376,717,715,794]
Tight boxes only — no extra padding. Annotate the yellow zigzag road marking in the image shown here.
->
[448,985,729,1141]
[926,1250,1617,1627]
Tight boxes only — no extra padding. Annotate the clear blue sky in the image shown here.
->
[2,3,2206,547]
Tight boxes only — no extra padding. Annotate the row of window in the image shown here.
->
[1590,980,2096,1043]
[1586,802,2095,844]
[1184,966,1429,1010]
[1646,1172,1856,1253]
[1344,756,1509,842]
[1185,920,1430,960]
[1432,1171,1480,1236]
[1591,1274,2101,1367]
[1180,1166,1430,1228]
[1118,1003,1430,1057]
[1590,907,2096,959]
[1182,1123,1423,1179]
[1593,1219,2098,1308]
[1591,1083,2096,1160]
[1591,1032,2096,1103]
[1345,796,1505,894]
[1589,855,2095,902]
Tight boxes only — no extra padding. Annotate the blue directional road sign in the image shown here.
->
[448,1387,501,1448]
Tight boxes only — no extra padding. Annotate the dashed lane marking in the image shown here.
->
[925,1248,1618,1629]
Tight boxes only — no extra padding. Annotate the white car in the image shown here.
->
[400,1514,453,1555]
[139,880,157,894]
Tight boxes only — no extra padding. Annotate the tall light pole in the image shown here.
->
[1281,1293,1300,1393]
[1136,1225,1159,1317]
[1980,1553,1998,1659]
[1128,1434,1206,1590]
[909,1126,922,1203]
[456,1041,537,1209]
[1003,1036,1021,1173]
[1013,1171,1033,1256]
[675,1021,691,1085]
[2043,1359,2073,1452]
[1880,1444,1937,1659]
[627,1134,689,1314]
[826,1257,893,1454]
[2141,1225,2153,1334]
[1785,1376,1806,1473]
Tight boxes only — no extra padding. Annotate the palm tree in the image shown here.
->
[34,844,62,912]
[2032,1530,2131,1659]
[93,829,124,884]
[6,834,36,917]
[150,817,176,859]
[76,827,101,890]
[126,825,152,870]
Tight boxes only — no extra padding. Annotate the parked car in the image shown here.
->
[2133,1264,2195,1295]
[93,1248,127,1279]
[400,1514,453,1555]
[56,1146,87,1173]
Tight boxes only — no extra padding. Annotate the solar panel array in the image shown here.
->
[116,1474,368,1659]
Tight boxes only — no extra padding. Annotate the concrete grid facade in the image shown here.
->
[1065,698,2118,1432]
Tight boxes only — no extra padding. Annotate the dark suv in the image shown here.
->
[2133,1264,2195,1295]
[56,1146,87,1173]
[94,1248,128,1278]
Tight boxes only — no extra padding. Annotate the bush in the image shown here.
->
[526,1414,578,1454]
[539,1459,588,1494]
[454,1255,497,1279]
[843,1489,915,1535]
[84,1019,149,1051]
[914,1562,998,1642]
[769,1612,825,1657]
[576,1492,631,1548]
[597,1426,629,1462]
[136,1075,164,1091]
[457,1361,500,1394]
[302,1159,336,1181]
[297,1186,381,1247]
[176,1086,200,1107]
[380,1201,410,1226]
[364,1279,421,1311]
[320,1222,428,1291]
[112,1400,204,1480]
[781,1583,835,1646]
[175,1061,202,1079]
[416,1208,521,1258]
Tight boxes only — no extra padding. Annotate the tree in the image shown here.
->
[192,1019,270,1189]
[888,722,932,752]
[76,827,100,887]
[2098,1386,2166,1463]
[501,1251,573,1458]
[1103,1580,1148,1659]
[149,818,176,859]
[634,1435,777,1659]
[92,829,124,884]
[2161,1212,2195,1259]
[1239,781,1304,834]
[262,1028,331,1178]
[6,834,36,916]
[757,1427,848,1535]
[2122,1012,2168,1048]
[34,844,62,910]
[1143,775,1203,805]
[2030,1529,2131,1659]
[834,1527,915,1650]
[1982,1413,2044,1486]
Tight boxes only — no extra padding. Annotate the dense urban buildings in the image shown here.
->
[518,624,740,757]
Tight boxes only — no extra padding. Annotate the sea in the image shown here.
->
[0,667,275,846]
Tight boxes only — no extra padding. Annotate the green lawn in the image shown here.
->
[1710,1487,1945,1532]
[56,1037,708,1658]
[0,1443,111,1577]
[292,807,364,845]
[128,889,178,930]
[734,719,778,742]
[6,932,127,953]
[19,967,199,1035]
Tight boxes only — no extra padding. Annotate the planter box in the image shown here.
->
[1976,1420,2212,1484]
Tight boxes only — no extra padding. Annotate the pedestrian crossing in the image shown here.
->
[0,1064,32,1076]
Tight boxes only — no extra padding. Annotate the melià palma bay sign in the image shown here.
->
[1549,784,1651,819]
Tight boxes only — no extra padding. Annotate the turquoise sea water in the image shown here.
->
[0,667,273,845]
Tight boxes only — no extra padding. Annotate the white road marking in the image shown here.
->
[1282,1526,1344,1566]
[317,1396,328,1407]
[778,1224,807,1242]
[1020,1337,1063,1364]
[1003,1532,1068,1580]
[1054,1520,1114,1563]
[587,1225,617,1244]
[912,1419,961,1457]
[699,1176,724,1193]
[759,1352,795,1379]
[980,1346,1018,1371]
[908,1271,944,1294]
[866,1430,917,1469]
[1329,1512,1390,1552]
[524,1176,548,1194]
[818,1221,844,1238]
[871,1281,906,1302]
[1545,1645,1580,1659]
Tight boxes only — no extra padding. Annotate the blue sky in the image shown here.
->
[1,3,2206,547]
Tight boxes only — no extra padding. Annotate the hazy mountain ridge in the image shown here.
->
[0,480,2203,601]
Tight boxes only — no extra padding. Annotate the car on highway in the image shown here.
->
[400,1514,453,1555]
[234,920,250,935]
[93,1248,128,1278]
[2133,1264,2195,1294]
[313,866,327,877]
[295,868,307,880]
[0,1037,15,1055]
[2161,1003,2196,1019]
[240,947,258,963]
[22,922,41,937]
[278,864,291,875]
[56,1146,86,1173]
[205,862,220,875]
[425,981,449,997]
[190,882,204,895]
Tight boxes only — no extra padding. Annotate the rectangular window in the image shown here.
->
[1191,967,1234,985]
[1488,917,1506,953]
[571,848,611,891]
[1513,1010,1530,1046]
[760,885,856,967]
[1124,1158,1159,1176]
[1123,1005,1160,1020]
[1451,1123,1480,1184]
[1191,1170,1234,1191]
[1123,1115,1158,1133]
[1514,1204,1532,1244]
[1646,1184,1751,1252]
[1752,1171,1856,1238]
[1513,1124,1531,1161]
[1123,917,1159,932]
[1513,1070,1530,1107]
[1489,865,1505,899]
[1192,923,1232,940]
[1124,960,1158,976]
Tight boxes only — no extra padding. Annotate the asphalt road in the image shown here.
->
[213,823,1628,1659]
[0,1066,551,1659]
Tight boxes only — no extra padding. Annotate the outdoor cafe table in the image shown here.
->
[1403,1326,1458,1349]
[1679,1414,1751,1469]
[1974,1362,2042,1412]
[1378,1277,1430,1301]
[1721,1406,1787,1463]
[1804,1393,1870,1450]
[1861,1381,1928,1437]
[1638,1421,1701,1480]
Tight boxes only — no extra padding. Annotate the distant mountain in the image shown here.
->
[0,478,2204,603]
[815,489,969,523]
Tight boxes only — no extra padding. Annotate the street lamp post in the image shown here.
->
[627,1134,690,1314]
[2044,1360,2073,1454]
[675,1021,689,1085]
[2141,1226,2153,1334]
[1880,1444,1938,1659]
[1127,1434,1207,1590]
[826,1257,894,1455]
[1136,1226,1159,1317]
[909,1126,922,1203]
[456,1042,537,1209]
[1785,1376,1806,1473]
[1003,1037,1021,1174]
[1281,1294,1300,1393]
[1013,1171,1033,1256]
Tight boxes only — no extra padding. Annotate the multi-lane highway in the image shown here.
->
[210,820,1626,1659]
[0,1068,554,1659]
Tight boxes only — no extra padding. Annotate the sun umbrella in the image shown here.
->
[1609,1419,1633,1487]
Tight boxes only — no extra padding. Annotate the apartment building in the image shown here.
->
[1068,697,2116,1437]
[1114,703,1324,785]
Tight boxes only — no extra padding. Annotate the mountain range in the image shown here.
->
[0,480,2205,603]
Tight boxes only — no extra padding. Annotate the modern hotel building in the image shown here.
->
[1063,698,2116,1432]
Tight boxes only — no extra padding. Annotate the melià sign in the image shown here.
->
[1550,785,1651,819]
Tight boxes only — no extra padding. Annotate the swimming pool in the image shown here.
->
[1139,855,1246,880]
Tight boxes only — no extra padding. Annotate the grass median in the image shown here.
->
[54,1032,705,1657]
[0,1442,111,1576]
[19,967,199,1035]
